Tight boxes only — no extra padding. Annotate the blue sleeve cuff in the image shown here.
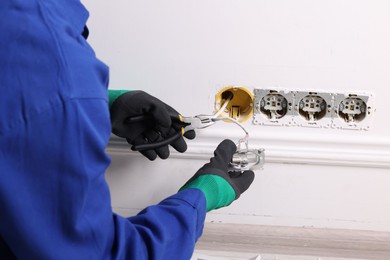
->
[158,188,207,239]
[113,188,207,259]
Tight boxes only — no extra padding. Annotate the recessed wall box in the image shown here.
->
[215,86,254,123]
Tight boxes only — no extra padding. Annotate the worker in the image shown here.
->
[0,1,255,259]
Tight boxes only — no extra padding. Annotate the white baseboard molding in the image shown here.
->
[107,127,390,169]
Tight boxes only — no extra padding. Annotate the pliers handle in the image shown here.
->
[130,114,215,151]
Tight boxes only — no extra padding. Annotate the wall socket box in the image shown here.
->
[252,89,374,130]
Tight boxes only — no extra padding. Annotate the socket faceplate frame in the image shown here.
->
[253,89,295,127]
[253,88,374,130]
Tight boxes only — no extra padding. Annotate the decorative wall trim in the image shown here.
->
[107,127,390,169]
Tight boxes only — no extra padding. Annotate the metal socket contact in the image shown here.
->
[229,149,265,172]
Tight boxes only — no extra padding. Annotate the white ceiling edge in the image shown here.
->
[107,127,390,169]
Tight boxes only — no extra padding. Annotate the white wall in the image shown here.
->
[82,0,390,231]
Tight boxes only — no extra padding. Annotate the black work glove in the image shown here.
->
[180,139,255,211]
[110,90,196,160]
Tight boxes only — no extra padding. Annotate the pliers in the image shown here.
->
[179,114,215,134]
[131,114,215,151]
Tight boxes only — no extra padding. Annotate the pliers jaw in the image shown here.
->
[181,115,215,132]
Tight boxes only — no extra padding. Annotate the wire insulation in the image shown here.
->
[212,98,250,150]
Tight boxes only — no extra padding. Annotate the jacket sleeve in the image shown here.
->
[0,1,206,259]
[114,189,206,259]
[0,97,206,260]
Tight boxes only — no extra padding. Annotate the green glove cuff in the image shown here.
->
[108,89,131,108]
[180,175,236,212]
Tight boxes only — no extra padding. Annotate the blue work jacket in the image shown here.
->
[0,1,206,259]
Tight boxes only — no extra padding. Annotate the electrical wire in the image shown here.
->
[211,97,250,150]
[213,96,232,118]
[209,93,265,171]
[213,117,249,139]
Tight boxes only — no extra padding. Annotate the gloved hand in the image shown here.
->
[110,90,196,160]
[180,139,255,211]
